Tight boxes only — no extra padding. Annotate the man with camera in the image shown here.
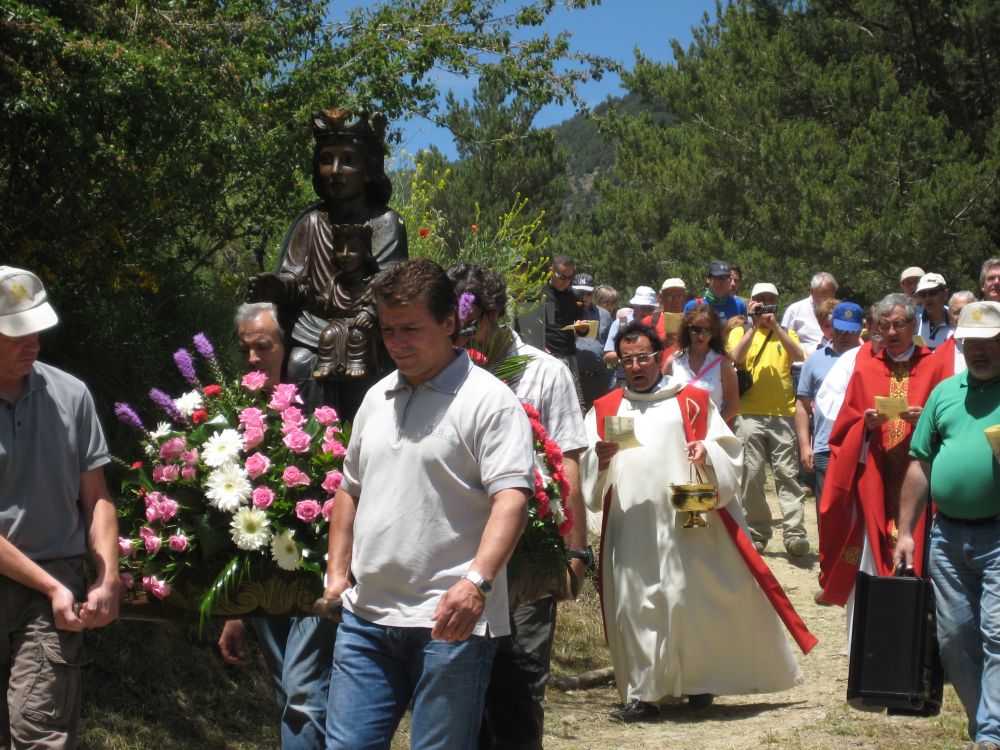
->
[728,283,807,555]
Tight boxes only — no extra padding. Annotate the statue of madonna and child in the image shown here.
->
[247,107,407,420]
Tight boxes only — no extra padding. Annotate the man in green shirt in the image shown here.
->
[896,301,1000,750]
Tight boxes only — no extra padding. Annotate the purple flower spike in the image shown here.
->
[149,388,184,422]
[458,292,476,324]
[114,402,145,432]
[173,348,198,386]
[192,333,216,362]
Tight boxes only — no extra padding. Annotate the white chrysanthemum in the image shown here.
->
[231,507,272,551]
[271,529,301,571]
[549,498,566,526]
[144,442,158,458]
[534,454,551,486]
[174,390,204,417]
[149,422,173,440]
[205,463,252,512]
[203,429,244,468]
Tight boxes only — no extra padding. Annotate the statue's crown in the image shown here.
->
[330,223,374,244]
[312,107,387,150]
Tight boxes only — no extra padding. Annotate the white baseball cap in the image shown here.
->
[628,286,658,307]
[915,272,947,294]
[659,278,686,291]
[0,266,59,337]
[750,282,779,299]
[954,301,1000,340]
[900,266,925,282]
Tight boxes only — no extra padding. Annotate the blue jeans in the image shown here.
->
[813,450,830,530]
[326,609,498,750]
[930,515,1000,743]
[254,615,337,750]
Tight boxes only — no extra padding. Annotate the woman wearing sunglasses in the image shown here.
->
[663,304,739,424]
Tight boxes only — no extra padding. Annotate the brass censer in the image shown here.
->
[670,461,720,528]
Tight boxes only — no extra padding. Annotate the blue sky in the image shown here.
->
[330,1,721,159]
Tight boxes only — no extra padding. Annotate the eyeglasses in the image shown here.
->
[688,325,714,336]
[620,352,656,367]
[877,320,912,332]
[552,271,571,281]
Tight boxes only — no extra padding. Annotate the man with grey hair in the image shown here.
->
[219,301,336,750]
[1,266,119,748]
[818,293,949,607]
[781,272,839,362]
[982,257,1000,303]
[933,291,978,377]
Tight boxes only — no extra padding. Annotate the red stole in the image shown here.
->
[818,346,948,605]
[593,385,817,653]
[931,336,957,377]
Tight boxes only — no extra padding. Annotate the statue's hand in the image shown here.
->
[247,273,288,304]
[353,311,375,330]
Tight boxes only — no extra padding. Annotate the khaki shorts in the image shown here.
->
[1,557,87,750]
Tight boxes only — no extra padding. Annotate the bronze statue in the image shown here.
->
[313,224,378,380]
[248,107,407,419]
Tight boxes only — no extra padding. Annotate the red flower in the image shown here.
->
[202,384,222,398]
[131,461,144,469]
[192,409,208,424]
[470,223,480,233]
[419,227,429,238]
[529,419,547,441]
[536,491,550,519]
[468,348,489,365]
[521,402,540,421]
[533,470,545,495]
[558,507,574,537]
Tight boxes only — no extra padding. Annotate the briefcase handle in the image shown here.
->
[895,501,934,580]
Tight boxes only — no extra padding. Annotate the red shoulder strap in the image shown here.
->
[676,384,710,442]
[593,388,625,440]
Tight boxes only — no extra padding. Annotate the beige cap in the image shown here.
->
[659,278,686,291]
[750,282,779,299]
[954,301,1000,339]
[0,266,58,337]
[900,266,925,282]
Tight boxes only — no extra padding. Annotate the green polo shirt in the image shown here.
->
[910,371,1000,519]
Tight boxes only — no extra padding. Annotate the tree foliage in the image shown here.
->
[0,0,603,421]
[559,0,999,304]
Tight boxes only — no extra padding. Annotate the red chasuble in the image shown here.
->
[817,346,949,605]
[931,336,958,377]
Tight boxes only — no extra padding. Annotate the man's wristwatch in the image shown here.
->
[567,546,596,570]
[461,570,493,598]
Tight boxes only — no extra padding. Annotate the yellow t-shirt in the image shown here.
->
[727,327,799,417]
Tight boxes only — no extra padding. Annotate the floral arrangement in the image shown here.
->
[113,334,347,622]
[507,401,576,606]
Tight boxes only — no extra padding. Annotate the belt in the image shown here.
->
[937,511,1000,526]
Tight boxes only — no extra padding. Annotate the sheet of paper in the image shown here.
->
[985,424,1000,460]
[912,334,927,347]
[662,312,683,335]
[561,320,599,338]
[604,416,643,450]
[875,396,909,419]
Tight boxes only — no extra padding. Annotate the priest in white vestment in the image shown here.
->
[582,321,806,721]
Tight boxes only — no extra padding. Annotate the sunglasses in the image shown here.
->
[620,352,656,367]
[552,271,572,281]
[688,325,714,336]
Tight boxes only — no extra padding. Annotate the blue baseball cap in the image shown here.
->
[832,301,863,333]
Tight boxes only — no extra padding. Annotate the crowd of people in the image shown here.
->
[2,251,999,750]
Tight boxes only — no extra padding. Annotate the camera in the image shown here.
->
[753,304,778,315]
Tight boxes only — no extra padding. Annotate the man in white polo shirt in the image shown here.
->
[322,259,535,750]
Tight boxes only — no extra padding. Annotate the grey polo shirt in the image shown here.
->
[340,350,535,637]
[1,361,110,561]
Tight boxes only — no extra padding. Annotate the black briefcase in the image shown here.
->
[846,569,944,716]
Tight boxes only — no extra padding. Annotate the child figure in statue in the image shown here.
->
[312,224,378,380]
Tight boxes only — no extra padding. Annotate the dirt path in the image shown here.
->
[542,493,967,750]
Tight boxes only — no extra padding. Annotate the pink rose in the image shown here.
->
[120,572,135,591]
[168,533,189,552]
[252,485,275,509]
[295,499,322,523]
[321,470,344,495]
[142,575,171,600]
[181,466,197,481]
[321,498,335,522]
[281,407,306,427]
[243,425,265,450]
[283,429,311,454]
[244,452,271,479]
[238,407,266,430]
[313,405,339,426]
[145,500,160,523]
[268,383,302,411]
[324,425,343,439]
[282,466,310,488]
[180,449,199,467]
[159,437,187,462]
[322,439,347,457]
[139,527,162,553]
[158,497,179,521]
[152,464,180,483]
[118,537,135,557]
[241,371,268,392]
